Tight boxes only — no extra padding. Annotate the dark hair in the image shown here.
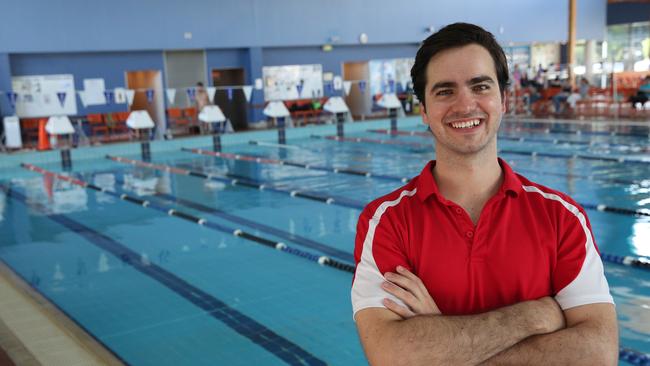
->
[410,23,509,109]
[197,82,204,87]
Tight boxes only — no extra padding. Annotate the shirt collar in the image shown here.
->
[416,158,522,203]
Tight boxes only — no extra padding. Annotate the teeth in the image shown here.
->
[450,119,481,129]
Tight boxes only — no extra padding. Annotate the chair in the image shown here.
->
[182,107,199,135]
[167,107,192,136]
[109,112,130,140]
[183,107,197,122]
[87,113,108,142]
[20,118,41,147]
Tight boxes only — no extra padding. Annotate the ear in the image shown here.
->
[420,103,428,125]
[501,91,507,114]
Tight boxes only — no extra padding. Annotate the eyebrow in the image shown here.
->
[430,75,496,92]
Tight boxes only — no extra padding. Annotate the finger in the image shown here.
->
[382,281,419,308]
[396,266,430,297]
[385,272,425,300]
[396,266,425,286]
[383,298,414,319]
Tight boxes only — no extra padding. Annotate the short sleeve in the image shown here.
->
[553,201,614,310]
[351,201,412,320]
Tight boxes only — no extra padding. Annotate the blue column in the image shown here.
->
[0,53,12,117]
[245,47,264,125]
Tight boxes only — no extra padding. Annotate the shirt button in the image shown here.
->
[454,208,462,214]
[466,231,474,238]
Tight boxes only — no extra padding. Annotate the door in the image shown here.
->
[125,70,165,139]
[343,61,372,119]
[212,68,247,131]
[164,50,207,108]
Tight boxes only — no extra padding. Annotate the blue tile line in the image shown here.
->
[4,187,327,366]
[181,148,410,183]
[105,172,354,262]
[1,187,131,365]
[155,191,354,263]
[165,161,366,210]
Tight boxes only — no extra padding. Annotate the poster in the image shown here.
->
[262,64,323,101]
[82,78,106,106]
[12,74,77,117]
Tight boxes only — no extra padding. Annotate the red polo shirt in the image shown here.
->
[352,159,613,318]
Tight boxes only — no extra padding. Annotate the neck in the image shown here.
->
[433,144,503,205]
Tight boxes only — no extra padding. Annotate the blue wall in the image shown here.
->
[262,44,419,76]
[0,0,606,53]
[7,52,165,116]
[0,0,610,120]
[0,54,11,117]
[0,44,423,119]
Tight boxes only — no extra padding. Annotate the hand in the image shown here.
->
[381,265,441,319]
[531,296,566,334]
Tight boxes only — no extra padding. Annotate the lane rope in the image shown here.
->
[182,147,410,183]
[20,163,357,275]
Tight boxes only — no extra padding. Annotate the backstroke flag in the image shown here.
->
[343,81,352,96]
[6,91,17,109]
[166,89,177,104]
[125,89,135,106]
[207,87,217,101]
[56,92,67,107]
[242,86,253,102]
[186,88,196,102]
[104,90,114,104]
[146,89,154,104]
[358,81,366,94]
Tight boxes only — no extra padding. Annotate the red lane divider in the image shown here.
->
[106,155,190,176]
[322,135,429,149]
[182,148,411,183]
[368,129,429,137]
[22,163,87,187]
[185,148,281,165]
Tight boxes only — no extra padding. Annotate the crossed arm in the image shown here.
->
[355,266,618,366]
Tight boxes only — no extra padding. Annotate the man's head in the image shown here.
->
[411,23,509,157]
[411,23,509,110]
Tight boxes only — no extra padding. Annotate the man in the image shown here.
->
[351,23,617,365]
[195,82,212,134]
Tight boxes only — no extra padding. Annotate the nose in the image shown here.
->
[450,88,478,115]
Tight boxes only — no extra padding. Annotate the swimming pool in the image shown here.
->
[0,117,648,365]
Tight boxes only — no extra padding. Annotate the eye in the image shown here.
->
[435,89,453,96]
[473,84,490,92]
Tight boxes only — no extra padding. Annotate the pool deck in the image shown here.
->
[0,261,123,366]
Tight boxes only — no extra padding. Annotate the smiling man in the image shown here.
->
[351,23,618,365]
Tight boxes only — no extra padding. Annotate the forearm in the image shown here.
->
[373,299,556,366]
[481,319,619,366]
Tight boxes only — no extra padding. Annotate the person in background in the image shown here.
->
[195,82,211,112]
[579,77,591,99]
[522,84,542,115]
[629,75,650,107]
[551,78,571,114]
[195,82,212,134]
[512,64,522,90]
[563,77,591,114]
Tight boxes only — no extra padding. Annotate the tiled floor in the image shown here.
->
[0,265,121,366]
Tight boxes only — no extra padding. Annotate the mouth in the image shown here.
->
[447,118,484,130]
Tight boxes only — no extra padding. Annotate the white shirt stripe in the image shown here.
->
[351,188,417,319]
[522,185,614,309]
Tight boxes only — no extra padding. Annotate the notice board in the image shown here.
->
[262,64,323,101]
[12,74,78,118]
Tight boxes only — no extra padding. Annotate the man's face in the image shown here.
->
[420,44,506,157]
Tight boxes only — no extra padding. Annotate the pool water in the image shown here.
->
[0,118,648,365]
